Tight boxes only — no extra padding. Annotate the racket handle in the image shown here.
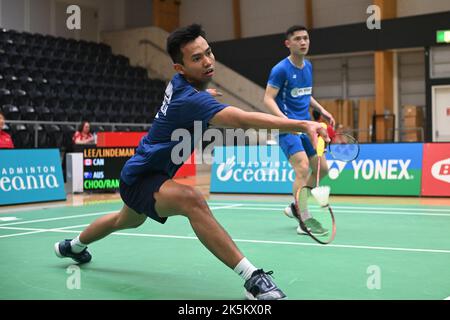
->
[316,122,327,157]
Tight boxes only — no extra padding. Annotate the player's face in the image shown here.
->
[176,36,215,87]
[286,30,310,56]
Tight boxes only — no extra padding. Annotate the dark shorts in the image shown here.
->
[278,133,316,159]
[119,173,170,224]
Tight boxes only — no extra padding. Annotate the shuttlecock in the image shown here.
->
[311,186,330,207]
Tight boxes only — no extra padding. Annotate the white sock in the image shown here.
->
[234,257,258,281]
[70,236,87,253]
[299,188,313,220]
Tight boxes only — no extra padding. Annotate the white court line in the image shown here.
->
[0,224,89,238]
[0,202,69,214]
[0,217,21,222]
[0,204,241,228]
[215,207,450,217]
[1,224,450,255]
[0,211,118,227]
[444,296,450,300]
[0,203,448,230]
[208,202,450,213]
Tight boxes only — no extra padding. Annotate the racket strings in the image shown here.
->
[329,134,359,161]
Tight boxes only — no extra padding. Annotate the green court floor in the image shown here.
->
[1,199,450,300]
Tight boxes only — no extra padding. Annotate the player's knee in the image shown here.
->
[293,161,309,177]
[113,213,145,230]
[180,186,208,215]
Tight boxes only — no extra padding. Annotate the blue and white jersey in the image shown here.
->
[267,57,313,120]
[121,73,228,185]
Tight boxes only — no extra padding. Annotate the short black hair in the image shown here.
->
[167,24,207,64]
[285,25,308,40]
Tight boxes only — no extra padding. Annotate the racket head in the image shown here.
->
[328,133,360,162]
[294,186,336,245]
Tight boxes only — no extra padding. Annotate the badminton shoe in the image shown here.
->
[283,203,297,219]
[284,203,328,236]
[54,239,92,264]
[297,218,329,236]
[244,269,287,300]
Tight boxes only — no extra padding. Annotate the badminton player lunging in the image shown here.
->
[54,24,329,300]
[264,25,336,236]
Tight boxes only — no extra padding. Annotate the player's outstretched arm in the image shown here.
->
[210,106,330,147]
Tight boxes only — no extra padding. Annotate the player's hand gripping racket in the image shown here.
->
[294,123,336,245]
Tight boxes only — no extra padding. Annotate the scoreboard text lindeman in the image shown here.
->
[83,148,135,158]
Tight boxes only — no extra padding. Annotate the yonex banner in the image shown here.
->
[322,143,423,196]
[210,143,424,196]
[0,149,66,205]
[421,143,450,197]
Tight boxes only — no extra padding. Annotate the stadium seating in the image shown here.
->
[0,28,166,149]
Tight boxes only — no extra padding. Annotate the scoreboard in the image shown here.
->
[74,131,196,193]
[82,147,135,191]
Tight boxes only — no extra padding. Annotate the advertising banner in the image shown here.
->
[0,149,66,205]
[421,143,450,196]
[322,143,423,196]
[210,145,293,194]
[210,143,423,196]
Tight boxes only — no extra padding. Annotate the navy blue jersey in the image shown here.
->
[267,57,313,120]
[121,74,228,185]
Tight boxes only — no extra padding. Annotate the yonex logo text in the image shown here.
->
[353,159,411,180]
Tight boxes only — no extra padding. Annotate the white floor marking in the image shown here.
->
[1,224,450,254]
[0,217,21,222]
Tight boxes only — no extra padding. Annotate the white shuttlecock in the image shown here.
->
[311,186,330,207]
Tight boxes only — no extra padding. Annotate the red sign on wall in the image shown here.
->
[421,143,450,196]
[96,131,196,178]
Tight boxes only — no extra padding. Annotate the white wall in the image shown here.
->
[1,0,25,32]
[397,0,450,17]
[2,0,450,42]
[0,0,126,39]
[240,0,306,38]
[179,0,233,42]
[55,0,125,32]
[313,0,371,28]
[30,0,52,35]
[179,0,306,41]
